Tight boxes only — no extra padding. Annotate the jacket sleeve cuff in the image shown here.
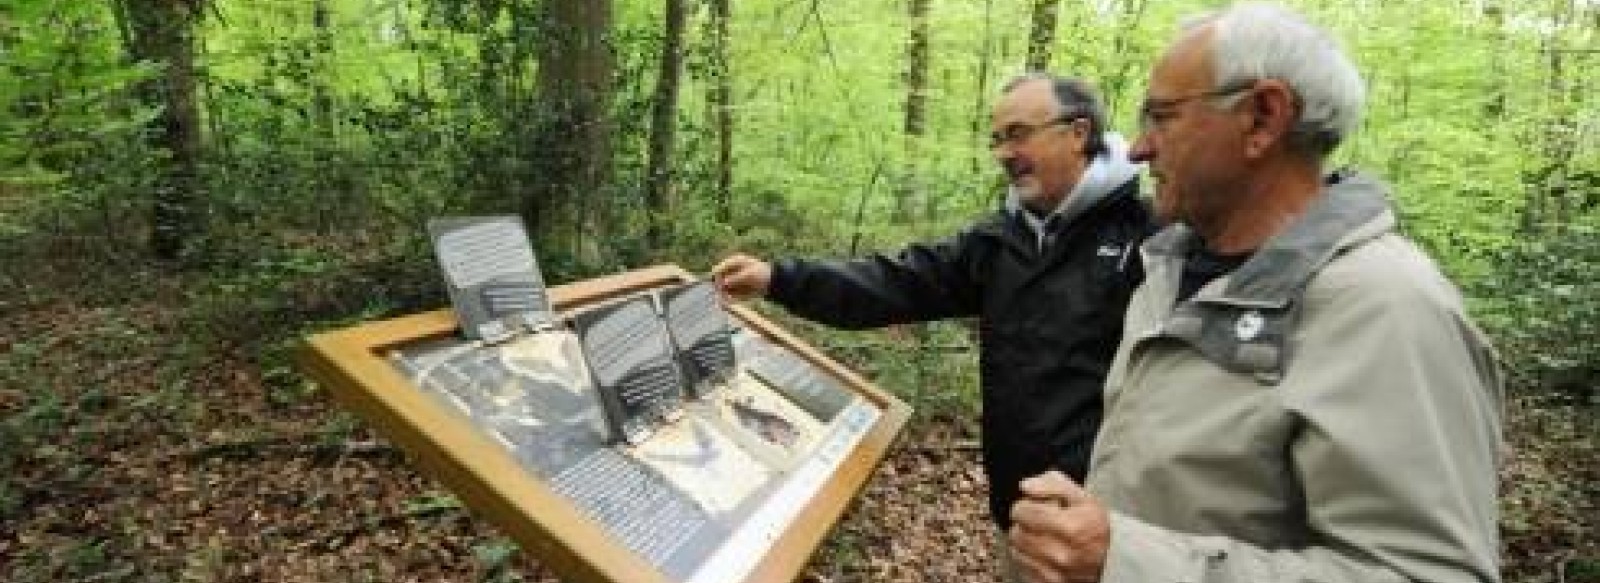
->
[766,258,803,306]
[1100,513,1207,583]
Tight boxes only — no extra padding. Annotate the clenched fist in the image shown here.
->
[1009,471,1110,583]
[710,253,774,301]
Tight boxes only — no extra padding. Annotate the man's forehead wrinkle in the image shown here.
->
[994,81,1060,126]
[1154,26,1216,95]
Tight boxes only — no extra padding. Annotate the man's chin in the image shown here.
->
[1152,189,1181,224]
[1011,182,1040,201]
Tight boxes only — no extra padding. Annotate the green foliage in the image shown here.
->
[405,490,463,515]
[0,1,161,240]
[1473,220,1600,399]
[472,537,523,583]
[9,0,1582,291]
[0,0,1595,578]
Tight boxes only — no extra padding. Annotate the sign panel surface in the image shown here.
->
[299,265,909,583]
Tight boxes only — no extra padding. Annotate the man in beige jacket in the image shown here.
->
[1006,4,1505,583]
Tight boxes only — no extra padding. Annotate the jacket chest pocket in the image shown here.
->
[1114,343,1292,466]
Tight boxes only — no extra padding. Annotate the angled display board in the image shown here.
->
[427,216,556,342]
[661,282,738,399]
[299,252,910,583]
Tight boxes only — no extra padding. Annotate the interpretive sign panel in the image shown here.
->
[299,263,909,583]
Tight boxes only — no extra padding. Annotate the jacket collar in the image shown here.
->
[972,178,1140,261]
[1144,170,1394,310]
[1005,133,1143,246]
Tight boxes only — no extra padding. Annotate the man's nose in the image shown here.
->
[991,141,1011,159]
[1128,133,1156,163]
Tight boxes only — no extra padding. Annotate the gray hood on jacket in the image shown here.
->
[1006,132,1143,249]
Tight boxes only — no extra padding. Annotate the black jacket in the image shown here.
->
[768,180,1155,527]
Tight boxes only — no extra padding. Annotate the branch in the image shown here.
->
[183,437,399,462]
[902,439,981,452]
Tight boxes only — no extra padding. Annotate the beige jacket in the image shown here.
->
[1087,172,1504,582]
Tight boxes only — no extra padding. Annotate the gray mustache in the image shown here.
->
[1003,158,1033,180]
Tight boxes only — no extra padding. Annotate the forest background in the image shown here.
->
[0,0,1594,581]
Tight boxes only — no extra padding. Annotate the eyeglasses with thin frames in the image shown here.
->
[1137,81,1257,134]
[990,115,1085,149]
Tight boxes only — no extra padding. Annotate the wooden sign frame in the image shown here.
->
[298,264,911,583]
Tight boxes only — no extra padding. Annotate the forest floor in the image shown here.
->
[0,236,1595,582]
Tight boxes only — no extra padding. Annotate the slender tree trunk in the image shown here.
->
[311,0,342,230]
[899,0,930,222]
[970,0,995,184]
[1024,0,1062,71]
[1536,0,1581,231]
[529,0,614,251]
[199,33,229,165]
[1386,67,1413,185]
[110,0,136,62]
[708,0,734,223]
[1104,0,1150,107]
[124,0,204,261]
[312,0,333,131]
[904,0,930,146]
[1484,2,1507,118]
[900,0,936,386]
[645,0,687,247]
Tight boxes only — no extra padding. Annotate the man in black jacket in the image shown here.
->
[712,74,1154,532]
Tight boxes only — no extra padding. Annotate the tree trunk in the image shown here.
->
[528,0,614,251]
[1103,0,1150,107]
[312,0,334,133]
[899,0,931,222]
[124,0,204,261]
[708,0,734,223]
[311,0,342,231]
[1534,0,1582,232]
[645,0,687,248]
[970,0,995,184]
[1484,2,1507,118]
[1024,0,1062,71]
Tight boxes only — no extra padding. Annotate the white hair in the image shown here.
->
[1183,3,1366,158]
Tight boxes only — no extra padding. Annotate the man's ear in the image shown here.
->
[1245,79,1297,158]
[1068,118,1092,155]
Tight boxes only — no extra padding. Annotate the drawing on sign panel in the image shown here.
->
[731,398,798,447]
[391,331,608,478]
[630,411,774,515]
[701,370,828,470]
